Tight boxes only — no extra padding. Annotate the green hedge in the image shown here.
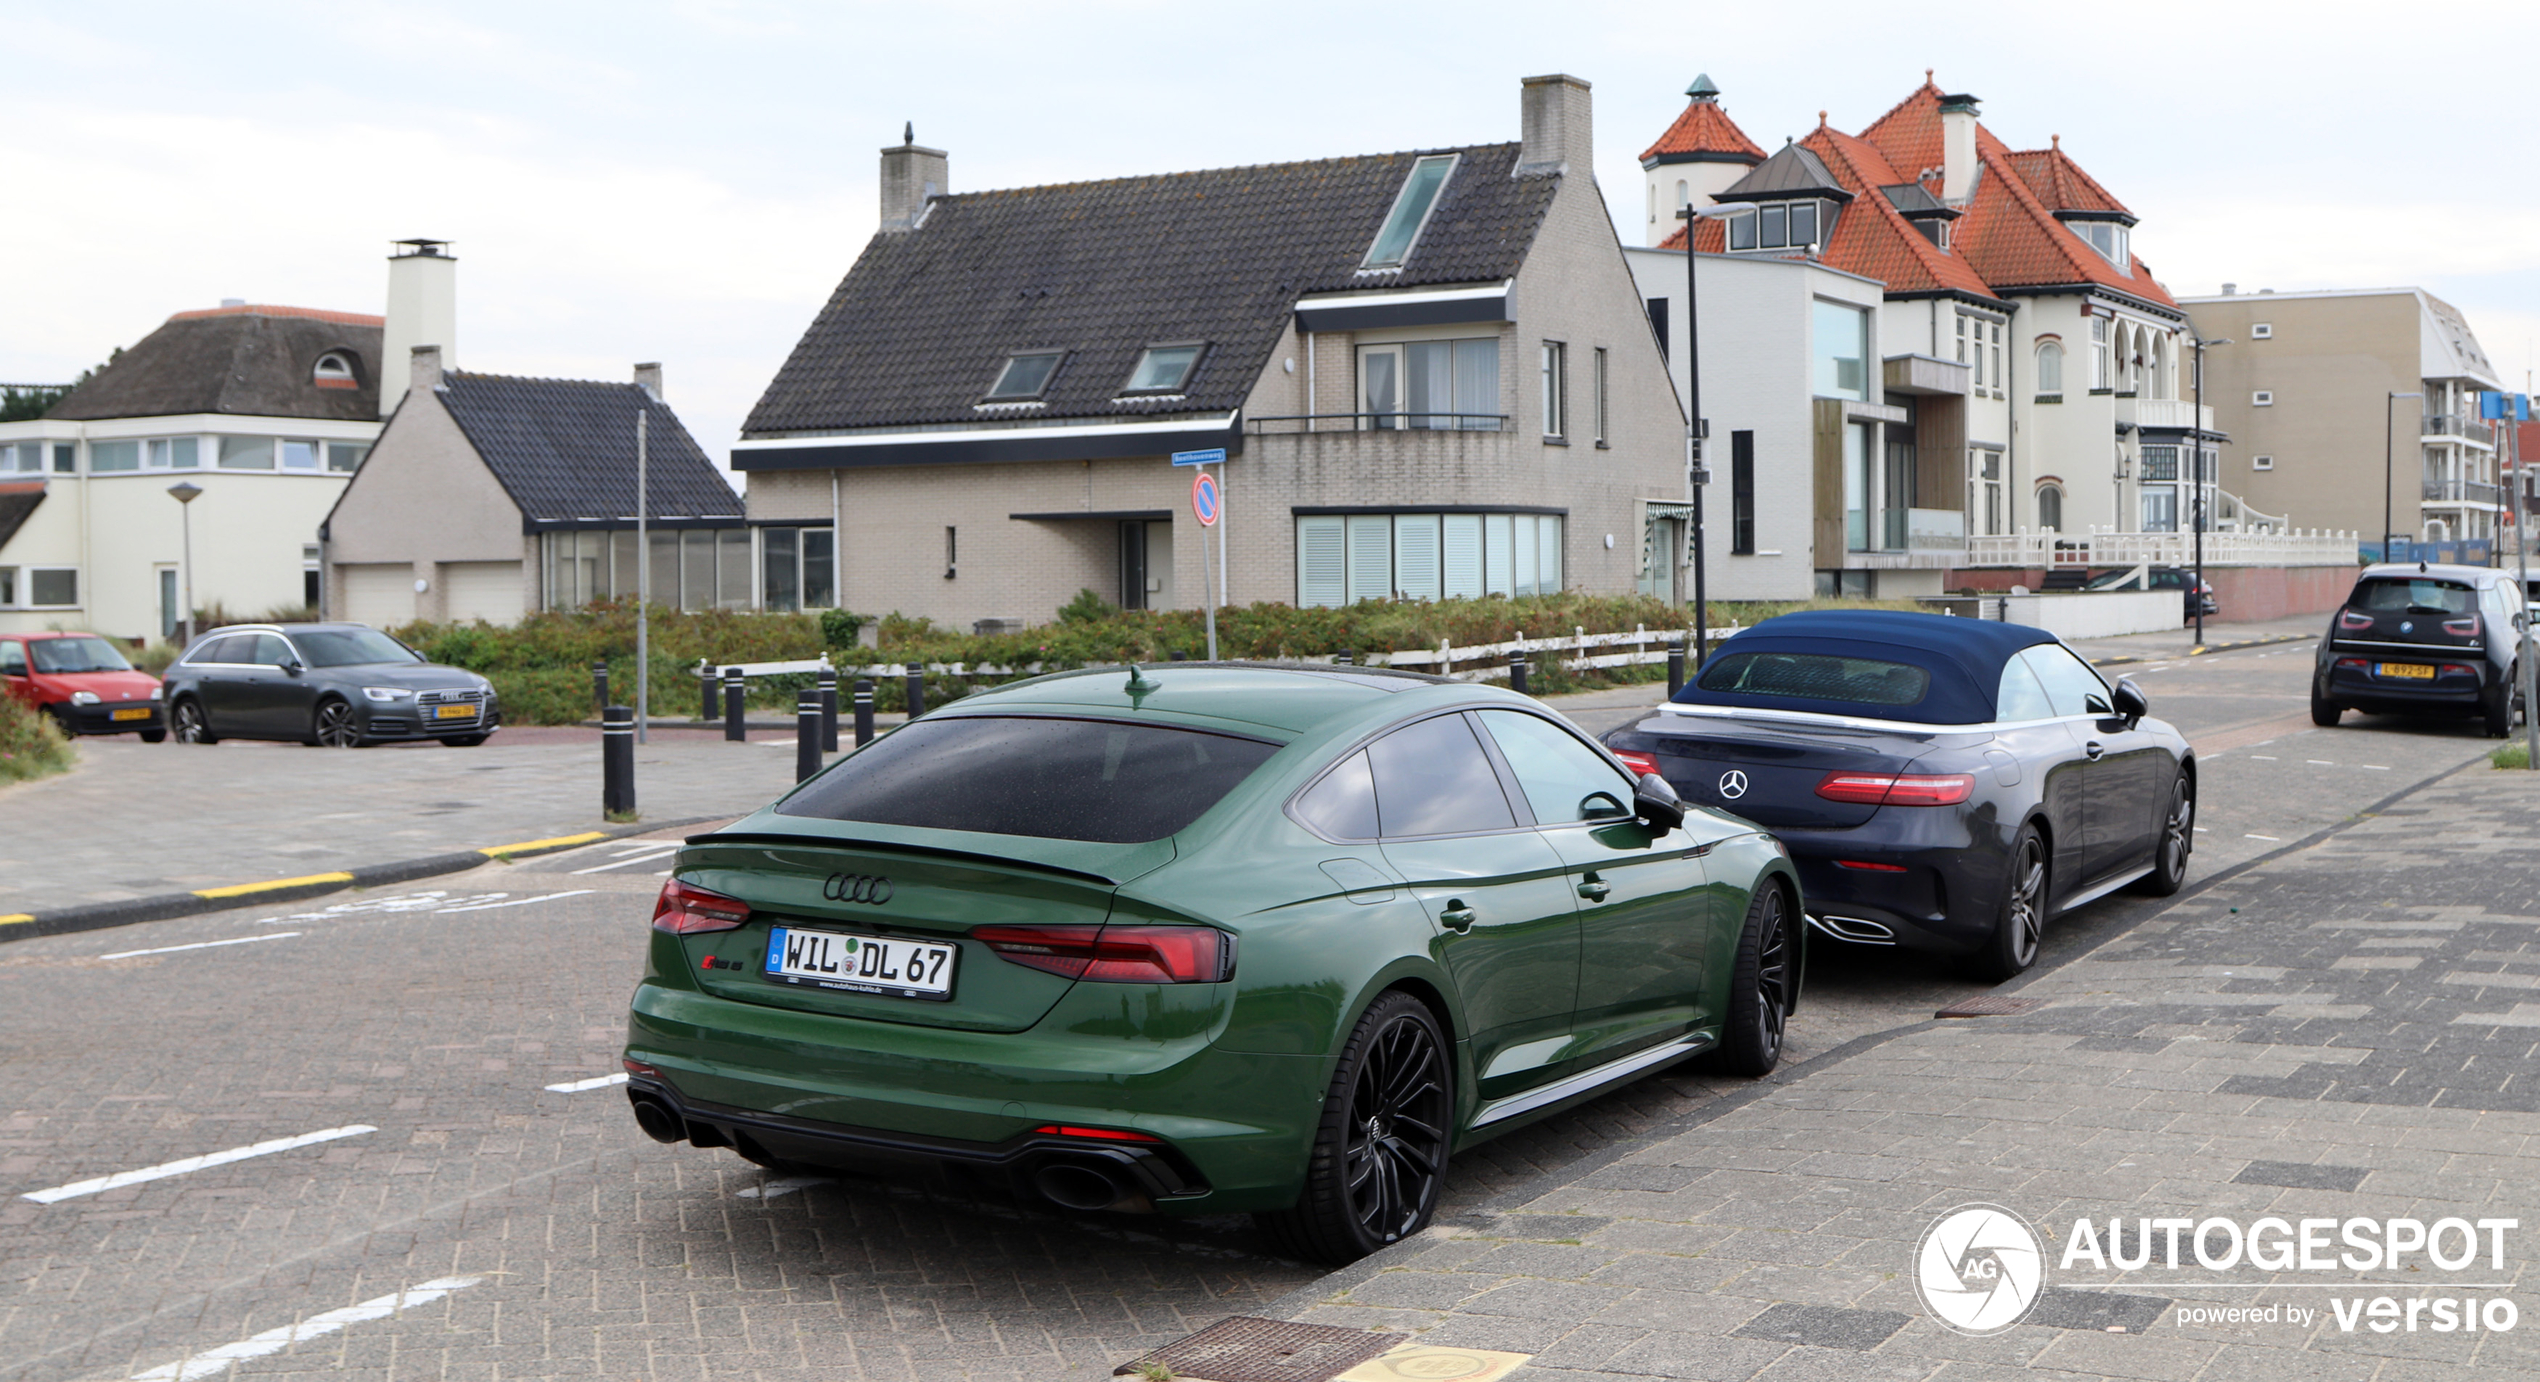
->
[0,693,75,785]
[387,594,1922,725]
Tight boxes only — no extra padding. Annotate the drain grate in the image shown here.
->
[1935,995,2047,1018]
[1115,1316,1407,1382]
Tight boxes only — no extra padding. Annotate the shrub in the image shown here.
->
[1058,588,1118,624]
[0,693,74,785]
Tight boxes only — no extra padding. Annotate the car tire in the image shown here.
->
[139,729,167,744]
[2485,667,2521,739]
[2310,679,2341,727]
[1253,989,1451,1266]
[2132,771,2193,897]
[1702,879,1792,1078]
[45,707,76,739]
[1968,823,2048,983]
[439,734,490,747]
[313,698,364,748]
[171,697,218,745]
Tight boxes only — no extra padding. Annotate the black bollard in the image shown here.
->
[817,665,838,754]
[853,678,875,746]
[904,666,926,720]
[796,690,822,782]
[1337,648,1354,666]
[592,660,610,717]
[601,704,636,817]
[699,666,718,721]
[723,667,746,742]
[1666,640,1686,697]
[1509,651,1529,696]
[1168,650,1186,661]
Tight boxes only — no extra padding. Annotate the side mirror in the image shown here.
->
[280,659,305,677]
[1632,772,1686,833]
[2111,677,2148,724]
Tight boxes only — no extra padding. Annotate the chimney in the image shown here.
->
[634,362,663,400]
[220,298,246,308]
[381,239,456,418]
[879,123,948,232]
[2221,283,2237,295]
[408,344,443,401]
[1518,74,1593,177]
[1938,93,1980,204]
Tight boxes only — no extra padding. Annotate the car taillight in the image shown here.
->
[652,878,750,934]
[1611,749,1662,778]
[2338,610,2375,631]
[2442,664,2479,677]
[2334,657,2369,671]
[1033,1123,1160,1142]
[974,924,1234,983]
[1815,771,1976,807]
[2444,614,2482,637]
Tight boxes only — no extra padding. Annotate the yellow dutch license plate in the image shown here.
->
[2377,662,2435,680]
[434,703,476,719]
[111,707,150,721]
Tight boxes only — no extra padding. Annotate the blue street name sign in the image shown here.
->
[1171,448,1228,467]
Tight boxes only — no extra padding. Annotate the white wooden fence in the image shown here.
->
[1963,528,2358,569]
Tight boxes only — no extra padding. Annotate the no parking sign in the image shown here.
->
[1191,470,1220,527]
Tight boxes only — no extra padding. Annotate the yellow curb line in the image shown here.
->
[0,914,33,927]
[193,872,357,901]
[478,831,608,860]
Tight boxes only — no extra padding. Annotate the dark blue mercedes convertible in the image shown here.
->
[1605,611,2193,980]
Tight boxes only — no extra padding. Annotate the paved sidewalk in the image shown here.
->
[1275,761,2540,1379]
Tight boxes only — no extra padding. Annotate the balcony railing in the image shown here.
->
[1964,528,2361,568]
[2124,398,2213,431]
[2424,415,2496,446]
[1248,412,1512,435]
[2422,479,2503,506]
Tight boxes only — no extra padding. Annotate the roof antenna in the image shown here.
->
[1125,663,1161,697]
[903,122,914,146]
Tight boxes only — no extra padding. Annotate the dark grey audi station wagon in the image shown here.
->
[161,623,500,748]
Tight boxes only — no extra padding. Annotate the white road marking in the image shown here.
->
[434,890,594,914]
[2307,760,2335,766]
[544,1072,630,1094]
[128,1275,484,1381]
[738,1175,830,1200]
[258,890,507,923]
[21,1125,375,1204]
[2193,827,2211,833]
[2362,764,2390,771]
[100,933,302,961]
[2249,755,2278,760]
[2246,834,2282,842]
[570,849,679,875]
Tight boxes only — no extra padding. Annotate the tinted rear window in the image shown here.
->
[2351,578,2473,615]
[1695,652,1932,707]
[777,715,1280,844]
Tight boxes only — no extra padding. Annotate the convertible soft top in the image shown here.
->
[1669,610,2060,725]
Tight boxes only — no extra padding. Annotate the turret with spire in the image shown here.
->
[1638,74,1767,245]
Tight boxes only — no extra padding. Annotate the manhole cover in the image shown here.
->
[1934,995,2046,1018]
[1116,1316,1406,1382]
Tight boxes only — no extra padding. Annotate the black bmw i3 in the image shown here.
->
[1606,611,2193,981]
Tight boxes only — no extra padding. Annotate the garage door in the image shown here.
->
[442,561,524,626]
[339,564,415,630]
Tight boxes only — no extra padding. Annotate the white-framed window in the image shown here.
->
[49,443,71,474]
[1357,338,1501,431]
[2035,340,2065,397]
[2253,454,2275,471]
[1540,342,1566,439]
[3,442,44,474]
[313,351,359,388]
[148,438,201,469]
[2141,487,2177,532]
[759,525,837,611]
[218,435,275,470]
[0,568,12,604]
[1296,512,1562,607]
[1814,300,1868,400]
[2251,323,2273,340]
[2036,483,2065,533]
[1990,321,2003,397]
[541,527,755,613]
[2089,317,2110,391]
[327,442,368,473]
[1592,347,1608,447]
[1958,314,1978,386]
[2073,219,2130,270]
[1121,343,1204,395]
[2253,390,2274,407]
[21,566,78,608]
[1726,200,1820,252]
[1364,154,1458,269]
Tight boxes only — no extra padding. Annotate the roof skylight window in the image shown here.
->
[312,351,358,388]
[985,350,1064,400]
[1363,155,1458,269]
[1122,344,1203,394]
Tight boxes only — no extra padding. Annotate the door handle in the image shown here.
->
[1577,878,1612,902]
[2083,741,2106,761]
[1438,903,1477,934]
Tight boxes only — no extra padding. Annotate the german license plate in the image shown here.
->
[764,925,956,1000]
[2377,662,2435,680]
[111,707,150,721]
[434,703,476,719]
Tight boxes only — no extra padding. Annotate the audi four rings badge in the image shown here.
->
[1718,770,1749,800]
[824,874,893,904]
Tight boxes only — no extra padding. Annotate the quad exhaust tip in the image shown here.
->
[1807,913,1897,945]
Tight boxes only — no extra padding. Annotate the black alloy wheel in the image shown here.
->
[171,698,217,745]
[1257,990,1451,1265]
[1971,824,2048,982]
[313,698,363,748]
[2484,666,2522,739]
[1706,881,1791,1077]
[2310,677,2342,727]
[2133,772,2193,897]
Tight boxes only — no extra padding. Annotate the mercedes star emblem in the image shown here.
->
[1718,770,1750,800]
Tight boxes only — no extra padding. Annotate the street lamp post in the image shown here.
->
[1675,201,1744,668]
[2188,336,2229,649]
[2385,390,2423,563]
[167,481,202,646]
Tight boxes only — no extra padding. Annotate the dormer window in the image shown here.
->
[1121,344,1204,395]
[985,350,1064,401]
[2071,219,2130,271]
[1363,155,1457,269]
[1725,200,1820,252]
[1913,217,1950,250]
[312,351,358,389]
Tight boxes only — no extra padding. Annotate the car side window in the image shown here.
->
[1474,709,1633,825]
[248,634,293,666]
[1365,714,1518,838]
[2021,645,2113,718]
[1292,750,1379,841]
[0,641,24,676]
[1994,657,2054,722]
[190,635,244,665]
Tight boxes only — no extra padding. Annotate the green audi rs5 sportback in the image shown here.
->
[623,663,1802,1263]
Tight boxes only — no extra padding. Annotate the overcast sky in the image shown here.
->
[6,0,2535,470]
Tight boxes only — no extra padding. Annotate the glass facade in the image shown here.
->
[1295,512,1562,608]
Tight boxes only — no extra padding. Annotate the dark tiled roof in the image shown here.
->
[744,143,1559,435]
[436,373,741,522]
[0,482,43,553]
[1719,141,1851,201]
[47,306,383,422]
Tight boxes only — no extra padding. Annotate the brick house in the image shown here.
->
[737,75,1688,626]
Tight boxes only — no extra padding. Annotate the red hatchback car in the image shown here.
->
[0,632,166,741]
